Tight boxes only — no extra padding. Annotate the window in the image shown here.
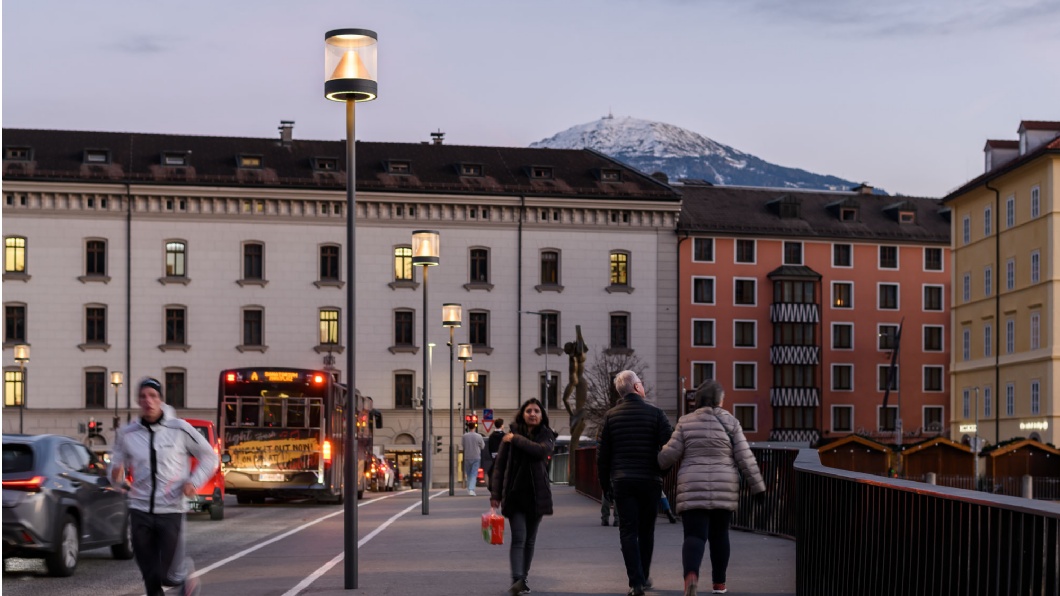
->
[832,282,853,308]
[1030,311,1040,350]
[386,160,411,174]
[693,238,714,262]
[539,313,558,350]
[878,325,898,350]
[162,151,188,167]
[832,406,853,432]
[962,327,971,360]
[609,313,630,350]
[984,266,992,297]
[692,320,715,347]
[773,323,815,346]
[832,323,853,350]
[1031,186,1040,218]
[86,240,106,277]
[395,373,414,409]
[541,372,559,410]
[1006,258,1015,291]
[165,307,186,346]
[394,246,413,281]
[734,405,756,432]
[1006,383,1015,416]
[469,311,489,347]
[460,163,483,177]
[5,237,27,273]
[984,387,992,418]
[924,248,943,271]
[984,323,993,357]
[879,406,898,431]
[691,362,715,387]
[962,273,971,302]
[832,364,853,391]
[85,370,105,409]
[783,241,803,265]
[530,166,553,179]
[878,364,898,391]
[924,366,943,391]
[468,372,488,409]
[984,206,992,236]
[923,285,943,311]
[833,244,852,267]
[5,370,25,407]
[243,242,264,281]
[878,284,899,309]
[692,277,715,304]
[84,149,110,164]
[165,241,186,277]
[735,239,755,264]
[924,407,943,431]
[923,326,943,351]
[773,280,815,304]
[840,207,858,221]
[962,389,971,418]
[1030,380,1040,414]
[879,246,898,269]
[1031,250,1040,284]
[5,146,31,161]
[469,248,489,283]
[5,304,26,344]
[394,310,414,346]
[962,215,971,244]
[242,308,263,347]
[609,252,629,287]
[85,306,107,345]
[734,279,756,305]
[599,168,621,182]
[1005,318,1015,354]
[734,321,755,347]
[319,245,340,282]
[319,309,340,345]
[734,363,756,389]
[1006,196,1015,228]
[774,406,815,430]
[540,251,559,285]
[238,154,262,168]
[166,370,186,409]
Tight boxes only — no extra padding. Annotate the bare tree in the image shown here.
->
[579,348,652,439]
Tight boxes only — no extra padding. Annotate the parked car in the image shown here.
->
[368,454,396,492]
[2,434,134,576]
[186,419,225,520]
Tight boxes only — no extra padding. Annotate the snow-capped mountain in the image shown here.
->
[531,116,867,192]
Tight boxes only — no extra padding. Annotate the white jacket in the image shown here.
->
[109,404,219,514]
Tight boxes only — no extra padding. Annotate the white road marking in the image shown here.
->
[280,491,446,596]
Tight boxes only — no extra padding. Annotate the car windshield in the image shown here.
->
[3,444,35,473]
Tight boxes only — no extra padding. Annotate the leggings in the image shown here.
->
[681,508,732,584]
[508,511,543,583]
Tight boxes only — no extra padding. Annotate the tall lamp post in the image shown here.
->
[324,27,377,590]
[466,370,479,422]
[13,345,29,434]
[522,311,550,408]
[972,386,980,484]
[457,343,472,488]
[442,305,463,495]
[111,371,124,431]
[412,230,440,514]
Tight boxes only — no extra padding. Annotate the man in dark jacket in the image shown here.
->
[597,370,674,596]
[484,418,505,491]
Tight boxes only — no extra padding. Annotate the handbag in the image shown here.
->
[481,507,505,545]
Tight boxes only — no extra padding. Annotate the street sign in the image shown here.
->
[483,409,493,421]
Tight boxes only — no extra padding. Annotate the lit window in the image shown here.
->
[394,246,413,281]
[609,252,629,286]
[319,309,340,345]
[4,237,27,273]
[832,282,853,308]
[165,242,186,277]
[4,370,25,407]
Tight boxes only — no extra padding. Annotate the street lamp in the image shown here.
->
[442,304,463,496]
[111,371,124,431]
[973,386,980,484]
[13,345,29,434]
[324,26,377,590]
[466,370,479,420]
[412,230,440,514]
[457,343,472,488]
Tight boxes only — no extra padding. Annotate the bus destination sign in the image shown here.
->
[247,370,302,382]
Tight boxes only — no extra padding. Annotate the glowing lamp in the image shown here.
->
[411,230,440,267]
[457,343,472,361]
[467,370,479,386]
[442,303,462,328]
[324,29,378,102]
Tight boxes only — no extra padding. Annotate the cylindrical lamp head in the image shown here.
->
[457,343,472,361]
[466,370,479,386]
[111,371,124,387]
[324,28,378,102]
[442,303,462,327]
[411,230,440,266]
[13,344,29,363]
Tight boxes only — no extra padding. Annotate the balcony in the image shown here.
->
[770,386,819,407]
[770,302,819,324]
[770,345,820,365]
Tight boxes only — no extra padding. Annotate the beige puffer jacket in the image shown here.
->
[657,406,765,512]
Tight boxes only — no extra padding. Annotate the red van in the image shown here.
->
[186,419,225,520]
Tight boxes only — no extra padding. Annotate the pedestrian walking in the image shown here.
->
[489,399,556,596]
[660,490,678,524]
[484,418,505,491]
[658,380,766,595]
[462,421,486,495]
[597,370,674,596]
[109,377,219,596]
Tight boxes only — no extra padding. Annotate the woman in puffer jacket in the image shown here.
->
[658,380,765,596]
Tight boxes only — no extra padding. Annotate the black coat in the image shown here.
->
[597,393,674,489]
[489,426,556,518]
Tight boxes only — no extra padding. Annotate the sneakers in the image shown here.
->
[626,587,645,596]
[180,576,201,596]
[468,489,476,496]
[712,583,727,594]
[507,578,528,595]
[684,572,698,596]
[643,577,653,589]
[601,518,609,526]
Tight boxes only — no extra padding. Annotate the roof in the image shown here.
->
[899,436,971,457]
[817,434,891,453]
[944,135,1060,203]
[983,139,1019,149]
[984,438,1060,458]
[1018,120,1060,132]
[677,184,950,243]
[1,128,679,203]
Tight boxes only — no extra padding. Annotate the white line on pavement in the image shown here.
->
[280,490,447,596]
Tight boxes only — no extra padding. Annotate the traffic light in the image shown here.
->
[87,417,102,438]
[464,412,479,430]
[434,435,443,454]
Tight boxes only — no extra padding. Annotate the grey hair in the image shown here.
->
[694,380,724,409]
[613,370,640,396]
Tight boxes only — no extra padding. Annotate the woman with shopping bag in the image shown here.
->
[489,398,556,596]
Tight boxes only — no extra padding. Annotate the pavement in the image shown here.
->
[307,485,796,596]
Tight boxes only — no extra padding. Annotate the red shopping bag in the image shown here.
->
[481,508,504,545]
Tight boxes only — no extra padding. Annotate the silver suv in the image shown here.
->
[2,434,133,576]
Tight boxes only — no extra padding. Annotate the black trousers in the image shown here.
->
[130,510,184,596]
[681,508,732,584]
[613,480,660,588]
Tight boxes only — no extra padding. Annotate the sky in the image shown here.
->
[2,0,1058,197]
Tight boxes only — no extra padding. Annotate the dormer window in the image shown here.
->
[162,151,189,167]
[530,166,553,179]
[386,160,411,175]
[840,207,858,222]
[238,154,263,169]
[599,168,622,182]
[84,149,111,164]
[899,211,916,224]
[459,163,483,177]
[313,157,338,172]
[780,202,799,219]
[5,147,32,161]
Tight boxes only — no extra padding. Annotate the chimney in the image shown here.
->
[278,120,295,147]
[852,183,874,195]
[430,130,445,145]
[651,171,669,184]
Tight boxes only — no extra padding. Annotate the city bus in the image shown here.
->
[217,367,376,503]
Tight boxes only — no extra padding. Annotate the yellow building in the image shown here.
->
[943,121,1059,447]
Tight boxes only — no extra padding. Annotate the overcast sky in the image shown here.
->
[3,0,1058,197]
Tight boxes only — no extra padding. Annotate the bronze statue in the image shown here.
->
[563,326,589,475]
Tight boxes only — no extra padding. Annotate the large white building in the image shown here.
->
[2,125,681,485]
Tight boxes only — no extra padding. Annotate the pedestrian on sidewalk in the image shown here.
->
[109,377,218,596]
[462,421,486,496]
[484,418,505,491]
[658,380,765,596]
[660,490,678,524]
[490,398,556,596]
[597,370,674,596]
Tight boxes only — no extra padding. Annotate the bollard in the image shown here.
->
[925,472,936,485]
[1022,475,1033,499]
